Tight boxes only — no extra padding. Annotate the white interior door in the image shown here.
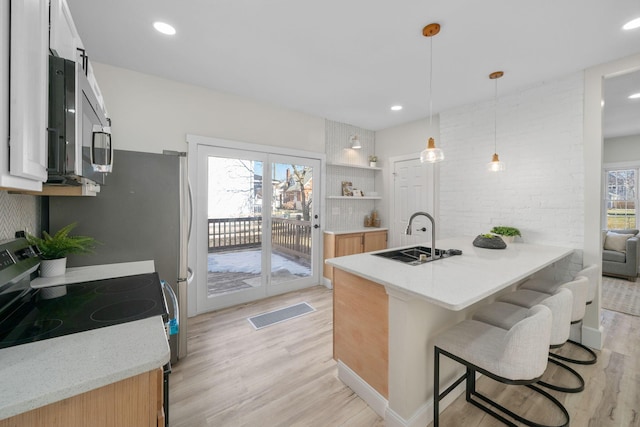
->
[191,142,321,314]
[390,156,434,248]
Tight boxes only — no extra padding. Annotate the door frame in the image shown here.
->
[186,134,326,317]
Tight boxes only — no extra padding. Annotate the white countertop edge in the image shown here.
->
[326,237,575,311]
[324,228,388,235]
[0,316,170,419]
[31,260,156,288]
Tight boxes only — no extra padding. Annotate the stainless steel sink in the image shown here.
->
[372,246,461,265]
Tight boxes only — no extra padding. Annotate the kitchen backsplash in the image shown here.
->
[0,191,39,241]
[325,120,380,231]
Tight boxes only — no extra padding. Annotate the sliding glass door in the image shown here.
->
[194,144,321,313]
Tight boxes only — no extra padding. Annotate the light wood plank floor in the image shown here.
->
[170,285,639,427]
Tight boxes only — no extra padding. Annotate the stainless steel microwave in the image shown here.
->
[48,54,112,185]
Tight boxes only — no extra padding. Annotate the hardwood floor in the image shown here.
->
[170,285,639,427]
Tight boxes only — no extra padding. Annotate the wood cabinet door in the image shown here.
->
[363,231,387,253]
[335,233,364,257]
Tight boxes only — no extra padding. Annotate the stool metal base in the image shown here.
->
[536,357,585,393]
[549,339,598,365]
[434,346,570,427]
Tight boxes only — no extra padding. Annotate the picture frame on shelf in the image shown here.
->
[342,181,354,196]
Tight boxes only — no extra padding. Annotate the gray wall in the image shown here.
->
[604,134,640,163]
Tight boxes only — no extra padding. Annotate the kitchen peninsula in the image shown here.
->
[326,236,575,427]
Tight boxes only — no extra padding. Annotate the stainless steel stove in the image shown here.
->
[0,237,169,349]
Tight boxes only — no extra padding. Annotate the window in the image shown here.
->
[605,168,637,229]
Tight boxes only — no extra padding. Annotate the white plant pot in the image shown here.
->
[370,162,377,168]
[501,235,516,244]
[39,257,67,277]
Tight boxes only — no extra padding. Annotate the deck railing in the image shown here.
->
[208,217,311,260]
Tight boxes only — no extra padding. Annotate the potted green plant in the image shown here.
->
[369,155,378,167]
[490,226,521,243]
[27,223,98,277]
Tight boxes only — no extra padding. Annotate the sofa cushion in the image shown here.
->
[603,249,627,263]
[604,232,635,252]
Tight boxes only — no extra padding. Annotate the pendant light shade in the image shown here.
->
[420,138,445,163]
[487,71,505,172]
[420,23,444,164]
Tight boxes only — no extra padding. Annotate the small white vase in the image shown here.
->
[39,257,67,277]
[501,235,516,244]
[370,161,377,168]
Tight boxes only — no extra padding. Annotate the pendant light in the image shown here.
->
[487,71,505,172]
[420,23,444,163]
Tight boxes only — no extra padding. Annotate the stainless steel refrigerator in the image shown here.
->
[48,149,192,363]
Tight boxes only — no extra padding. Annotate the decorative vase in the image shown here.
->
[39,257,67,277]
[500,235,516,244]
[370,161,377,168]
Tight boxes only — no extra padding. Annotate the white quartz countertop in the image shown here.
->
[0,261,170,420]
[325,236,574,311]
[324,228,388,235]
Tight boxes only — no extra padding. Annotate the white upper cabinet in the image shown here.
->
[49,0,83,62]
[0,0,49,190]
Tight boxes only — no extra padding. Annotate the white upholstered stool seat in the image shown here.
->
[520,269,598,365]
[474,289,572,347]
[473,284,585,393]
[433,305,570,427]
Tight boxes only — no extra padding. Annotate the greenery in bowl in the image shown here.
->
[490,226,521,237]
[27,223,98,260]
[368,155,378,162]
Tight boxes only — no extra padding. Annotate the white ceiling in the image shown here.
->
[66,0,640,134]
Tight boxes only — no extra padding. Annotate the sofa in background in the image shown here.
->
[602,229,639,282]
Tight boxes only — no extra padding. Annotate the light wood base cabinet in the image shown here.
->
[333,268,389,398]
[323,230,387,280]
[0,368,164,427]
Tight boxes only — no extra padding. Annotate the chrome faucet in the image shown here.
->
[405,211,439,259]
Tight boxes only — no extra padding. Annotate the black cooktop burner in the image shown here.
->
[0,318,63,347]
[0,272,168,349]
[91,299,158,322]
[94,276,155,295]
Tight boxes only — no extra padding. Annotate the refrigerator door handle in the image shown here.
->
[187,178,193,242]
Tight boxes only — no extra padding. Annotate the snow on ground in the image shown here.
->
[208,250,311,276]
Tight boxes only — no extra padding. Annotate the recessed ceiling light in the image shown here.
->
[622,17,640,30]
[629,92,640,99]
[153,21,176,35]
[390,105,403,111]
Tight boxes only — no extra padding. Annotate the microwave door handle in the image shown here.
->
[46,127,61,173]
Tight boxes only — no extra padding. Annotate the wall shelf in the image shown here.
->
[327,196,382,200]
[327,162,382,171]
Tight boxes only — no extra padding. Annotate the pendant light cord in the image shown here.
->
[429,37,433,127]
[494,77,497,153]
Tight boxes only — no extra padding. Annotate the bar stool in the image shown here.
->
[434,305,570,427]
[473,286,585,393]
[520,265,599,365]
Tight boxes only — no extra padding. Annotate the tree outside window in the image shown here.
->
[605,169,637,229]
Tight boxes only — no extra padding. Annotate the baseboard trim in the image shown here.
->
[337,360,467,427]
[337,360,387,418]
[582,324,604,350]
[322,277,332,289]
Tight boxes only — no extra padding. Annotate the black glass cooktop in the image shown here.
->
[0,272,168,349]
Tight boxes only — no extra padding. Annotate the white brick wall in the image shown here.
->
[439,72,585,277]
